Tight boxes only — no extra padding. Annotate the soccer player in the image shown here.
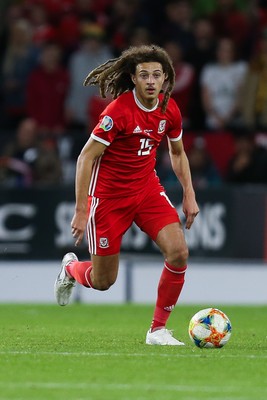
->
[54,44,199,345]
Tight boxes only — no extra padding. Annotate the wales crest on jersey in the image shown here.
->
[158,119,166,134]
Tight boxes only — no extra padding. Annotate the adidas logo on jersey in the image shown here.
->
[133,125,142,133]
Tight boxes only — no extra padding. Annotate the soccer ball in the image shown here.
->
[188,308,232,348]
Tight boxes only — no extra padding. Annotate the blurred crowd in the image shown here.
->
[0,0,267,188]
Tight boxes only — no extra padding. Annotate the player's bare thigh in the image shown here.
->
[90,253,119,290]
[155,222,189,268]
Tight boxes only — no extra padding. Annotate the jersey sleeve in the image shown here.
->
[166,98,183,141]
[91,100,124,146]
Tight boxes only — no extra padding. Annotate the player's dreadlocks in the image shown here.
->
[83,44,175,113]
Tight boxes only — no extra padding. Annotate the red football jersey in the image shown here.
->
[89,89,183,197]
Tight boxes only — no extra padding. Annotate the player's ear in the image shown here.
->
[131,74,136,85]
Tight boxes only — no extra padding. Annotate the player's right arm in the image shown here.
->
[168,138,199,230]
[71,137,107,246]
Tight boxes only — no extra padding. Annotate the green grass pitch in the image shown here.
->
[0,303,267,400]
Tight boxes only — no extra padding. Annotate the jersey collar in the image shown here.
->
[133,88,159,112]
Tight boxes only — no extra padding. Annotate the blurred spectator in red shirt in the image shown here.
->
[209,0,251,58]
[31,0,74,22]
[56,0,111,61]
[26,42,69,137]
[56,12,81,60]
[164,40,195,127]
[25,2,58,47]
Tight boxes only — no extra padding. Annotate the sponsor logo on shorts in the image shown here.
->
[99,237,109,248]
[158,119,166,134]
[100,115,113,131]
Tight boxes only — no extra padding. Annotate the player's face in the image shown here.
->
[132,62,165,109]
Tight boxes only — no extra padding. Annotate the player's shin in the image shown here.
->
[151,261,187,331]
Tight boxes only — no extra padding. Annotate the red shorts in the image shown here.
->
[86,182,180,255]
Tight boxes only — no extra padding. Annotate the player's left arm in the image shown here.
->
[168,138,199,229]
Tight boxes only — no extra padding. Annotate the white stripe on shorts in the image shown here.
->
[88,156,102,196]
[87,197,99,255]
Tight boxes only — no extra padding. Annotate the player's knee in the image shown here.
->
[94,277,116,291]
[167,246,189,267]
[95,283,111,291]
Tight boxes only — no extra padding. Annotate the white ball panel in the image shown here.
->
[192,325,211,339]
[212,313,226,333]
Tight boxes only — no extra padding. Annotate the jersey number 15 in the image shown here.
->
[138,138,154,156]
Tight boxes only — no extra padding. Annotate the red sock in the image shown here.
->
[151,261,187,331]
[66,261,94,288]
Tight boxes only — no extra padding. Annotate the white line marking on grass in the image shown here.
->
[0,381,265,394]
[0,350,267,359]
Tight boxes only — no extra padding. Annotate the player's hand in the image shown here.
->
[71,211,87,247]
[183,192,199,229]
[184,209,199,229]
